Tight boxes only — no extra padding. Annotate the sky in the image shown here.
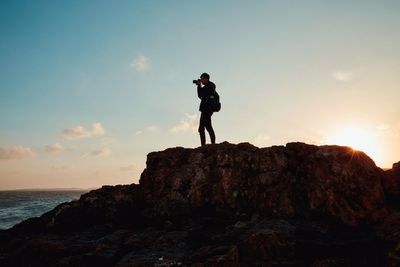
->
[1,0,400,189]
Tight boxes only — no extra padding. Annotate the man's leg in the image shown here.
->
[204,112,216,144]
[198,112,206,146]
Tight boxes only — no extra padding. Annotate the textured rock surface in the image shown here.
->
[383,161,400,203]
[140,142,386,226]
[0,142,399,266]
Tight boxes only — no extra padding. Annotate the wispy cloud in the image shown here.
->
[332,70,353,82]
[130,54,150,73]
[170,114,199,133]
[90,148,111,157]
[0,146,36,160]
[136,125,159,135]
[62,122,105,140]
[91,123,105,135]
[253,134,271,147]
[45,143,65,153]
[120,164,135,171]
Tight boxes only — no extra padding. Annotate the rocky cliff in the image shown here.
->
[1,142,400,266]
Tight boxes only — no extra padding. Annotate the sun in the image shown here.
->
[326,125,382,165]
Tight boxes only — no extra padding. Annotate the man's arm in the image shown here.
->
[197,82,215,99]
[197,84,202,99]
[204,82,215,96]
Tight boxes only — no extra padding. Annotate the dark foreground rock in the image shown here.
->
[0,142,399,266]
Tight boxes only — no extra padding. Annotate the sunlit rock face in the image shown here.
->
[0,142,398,267]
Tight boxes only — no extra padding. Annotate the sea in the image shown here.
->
[0,190,88,230]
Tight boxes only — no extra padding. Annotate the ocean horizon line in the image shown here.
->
[0,187,94,192]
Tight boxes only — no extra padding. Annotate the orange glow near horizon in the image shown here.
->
[326,126,384,167]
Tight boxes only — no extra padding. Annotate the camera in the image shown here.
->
[193,79,200,84]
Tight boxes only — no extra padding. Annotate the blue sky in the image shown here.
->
[1,1,400,189]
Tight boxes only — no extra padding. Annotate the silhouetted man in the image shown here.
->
[195,73,216,146]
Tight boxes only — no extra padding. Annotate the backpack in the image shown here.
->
[210,91,221,112]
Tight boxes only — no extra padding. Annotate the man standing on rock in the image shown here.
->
[194,73,216,146]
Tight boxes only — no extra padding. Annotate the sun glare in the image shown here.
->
[326,126,383,166]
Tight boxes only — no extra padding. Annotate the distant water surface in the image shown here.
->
[0,190,88,230]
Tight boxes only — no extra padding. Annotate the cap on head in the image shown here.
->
[200,73,210,80]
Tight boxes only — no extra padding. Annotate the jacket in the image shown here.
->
[197,81,216,112]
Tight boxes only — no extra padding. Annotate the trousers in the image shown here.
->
[198,111,215,146]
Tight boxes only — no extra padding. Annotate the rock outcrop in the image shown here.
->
[383,161,400,202]
[140,142,386,226]
[0,142,399,267]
